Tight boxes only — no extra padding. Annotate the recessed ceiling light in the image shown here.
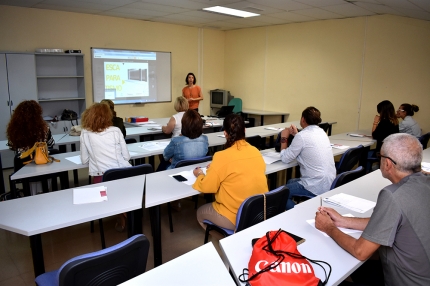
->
[202,6,260,18]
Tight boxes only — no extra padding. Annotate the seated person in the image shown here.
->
[315,133,430,285]
[193,114,268,231]
[280,106,336,210]
[396,103,421,137]
[162,96,189,137]
[159,110,208,170]
[100,99,126,138]
[372,100,399,153]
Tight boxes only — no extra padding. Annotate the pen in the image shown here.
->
[320,197,322,207]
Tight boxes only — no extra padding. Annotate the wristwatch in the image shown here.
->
[280,137,288,143]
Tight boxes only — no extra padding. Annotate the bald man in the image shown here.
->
[315,133,430,285]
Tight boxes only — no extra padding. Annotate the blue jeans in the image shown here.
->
[286,178,315,210]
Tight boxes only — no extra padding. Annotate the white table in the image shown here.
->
[0,175,146,277]
[220,170,391,286]
[242,109,290,126]
[119,242,235,286]
[329,130,374,142]
[422,147,430,162]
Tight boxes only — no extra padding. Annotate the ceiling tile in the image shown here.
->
[222,1,285,14]
[124,2,191,13]
[247,0,312,11]
[33,4,103,13]
[100,11,154,20]
[75,0,136,5]
[270,11,317,21]
[376,0,425,11]
[322,3,375,17]
[252,15,294,24]
[293,0,346,8]
[0,0,41,6]
[393,7,430,20]
[354,2,406,16]
[106,7,169,17]
[161,13,214,23]
[292,8,344,19]
[409,0,430,12]
[141,0,207,10]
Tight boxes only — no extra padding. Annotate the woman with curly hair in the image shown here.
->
[80,103,131,184]
[7,100,55,170]
[192,114,268,231]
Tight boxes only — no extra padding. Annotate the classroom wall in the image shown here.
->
[0,5,224,118]
[224,15,430,134]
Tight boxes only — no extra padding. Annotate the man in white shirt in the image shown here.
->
[280,106,336,210]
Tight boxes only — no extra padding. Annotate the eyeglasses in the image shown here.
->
[376,152,397,165]
[397,109,405,112]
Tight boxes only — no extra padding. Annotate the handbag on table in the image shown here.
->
[20,142,60,165]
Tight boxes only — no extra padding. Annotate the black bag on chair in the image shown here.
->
[61,109,78,125]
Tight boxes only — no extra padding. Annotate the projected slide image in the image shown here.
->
[104,62,149,98]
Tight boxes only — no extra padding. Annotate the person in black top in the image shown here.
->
[372,100,399,153]
[101,99,126,138]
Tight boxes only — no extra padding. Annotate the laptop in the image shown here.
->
[216,105,234,118]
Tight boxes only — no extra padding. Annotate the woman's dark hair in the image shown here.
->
[401,103,419,116]
[223,114,246,149]
[185,72,196,85]
[100,99,117,117]
[181,110,203,139]
[7,100,48,150]
[377,100,398,125]
[302,106,322,125]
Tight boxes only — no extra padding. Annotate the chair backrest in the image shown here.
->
[246,135,262,150]
[125,138,137,144]
[58,234,150,286]
[228,98,242,114]
[235,186,290,232]
[102,164,153,182]
[330,166,365,190]
[318,123,330,134]
[336,145,364,174]
[419,132,430,149]
[175,156,212,168]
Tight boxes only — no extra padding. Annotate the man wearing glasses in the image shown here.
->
[315,133,430,285]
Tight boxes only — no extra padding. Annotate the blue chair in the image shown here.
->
[35,234,150,286]
[91,164,153,249]
[335,145,364,174]
[167,156,212,232]
[419,132,430,149]
[203,186,289,243]
[228,98,242,114]
[330,166,365,190]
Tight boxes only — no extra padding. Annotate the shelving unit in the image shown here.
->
[35,53,86,120]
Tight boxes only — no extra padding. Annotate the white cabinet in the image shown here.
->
[35,54,86,134]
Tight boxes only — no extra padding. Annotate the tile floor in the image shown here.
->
[0,167,227,286]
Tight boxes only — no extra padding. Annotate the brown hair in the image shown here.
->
[377,100,399,125]
[174,96,189,112]
[100,99,117,117]
[81,103,113,132]
[400,103,419,117]
[302,106,322,125]
[185,72,196,85]
[223,114,245,149]
[7,100,48,150]
[181,110,203,139]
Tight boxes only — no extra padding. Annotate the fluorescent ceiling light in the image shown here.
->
[202,6,260,18]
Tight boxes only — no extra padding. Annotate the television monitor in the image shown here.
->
[91,48,171,105]
[210,89,233,109]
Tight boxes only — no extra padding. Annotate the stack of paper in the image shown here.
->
[73,186,108,204]
[265,127,283,131]
[331,144,350,150]
[323,193,376,213]
[66,156,83,165]
[422,162,430,172]
[262,151,281,164]
[307,214,363,237]
[139,141,169,151]
[217,134,226,138]
[170,167,208,185]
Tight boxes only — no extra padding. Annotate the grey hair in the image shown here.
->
[381,133,422,173]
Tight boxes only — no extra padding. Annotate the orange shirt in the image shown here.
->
[182,85,201,110]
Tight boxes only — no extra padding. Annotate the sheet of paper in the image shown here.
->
[148,127,162,130]
[262,151,281,164]
[265,127,282,131]
[323,193,376,213]
[169,167,207,186]
[65,155,83,164]
[348,133,371,138]
[307,214,362,237]
[331,144,350,150]
[205,122,221,127]
[139,141,169,151]
[73,186,108,204]
[422,162,430,172]
[217,135,226,138]
[134,121,156,125]
[129,151,139,156]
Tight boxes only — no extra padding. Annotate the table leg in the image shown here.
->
[359,146,370,168]
[0,154,5,195]
[281,115,285,123]
[71,144,79,186]
[260,115,264,126]
[127,209,142,238]
[29,234,45,277]
[149,205,162,267]
[328,124,333,136]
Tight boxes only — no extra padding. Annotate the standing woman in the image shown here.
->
[100,99,126,138]
[396,103,421,137]
[80,103,131,184]
[182,72,203,113]
[162,96,189,137]
[192,114,268,231]
[372,100,399,153]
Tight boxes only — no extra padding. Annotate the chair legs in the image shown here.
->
[167,203,174,233]
[90,220,106,249]
[204,225,212,244]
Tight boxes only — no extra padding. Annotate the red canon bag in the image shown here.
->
[239,229,331,286]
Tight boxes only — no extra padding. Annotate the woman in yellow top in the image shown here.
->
[182,72,203,112]
[193,114,268,230]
